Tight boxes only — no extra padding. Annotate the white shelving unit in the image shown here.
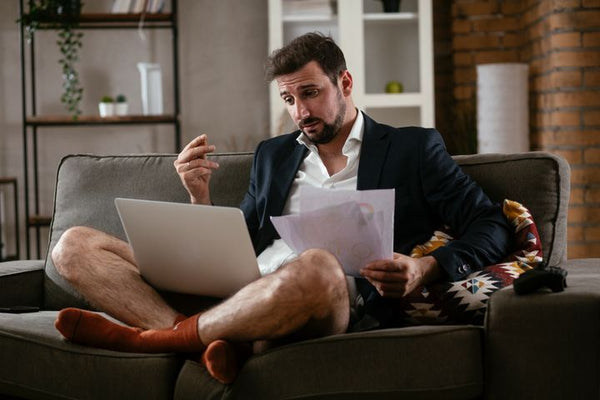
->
[268,0,434,136]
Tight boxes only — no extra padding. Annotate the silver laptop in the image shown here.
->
[114,198,260,297]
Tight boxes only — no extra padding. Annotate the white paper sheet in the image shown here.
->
[271,188,395,276]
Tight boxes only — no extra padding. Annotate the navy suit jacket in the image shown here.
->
[240,113,511,284]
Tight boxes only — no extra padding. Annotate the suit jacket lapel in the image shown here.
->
[357,114,391,190]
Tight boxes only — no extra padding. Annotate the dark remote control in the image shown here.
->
[513,266,567,295]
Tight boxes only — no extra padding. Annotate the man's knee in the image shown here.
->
[282,248,347,304]
[278,248,349,335]
[52,226,98,281]
[297,248,345,283]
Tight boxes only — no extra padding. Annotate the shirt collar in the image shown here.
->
[296,109,364,156]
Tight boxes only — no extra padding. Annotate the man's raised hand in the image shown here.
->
[174,134,219,205]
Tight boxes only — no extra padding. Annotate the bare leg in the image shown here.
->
[52,226,180,329]
[55,248,350,351]
[197,248,350,344]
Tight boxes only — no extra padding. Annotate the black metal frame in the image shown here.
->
[18,0,181,258]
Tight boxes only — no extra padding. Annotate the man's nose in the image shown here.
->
[294,100,310,120]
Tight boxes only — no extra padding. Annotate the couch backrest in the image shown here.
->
[454,152,570,267]
[42,151,570,310]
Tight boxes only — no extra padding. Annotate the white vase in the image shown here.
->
[98,102,115,117]
[137,62,163,115]
[115,102,128,116]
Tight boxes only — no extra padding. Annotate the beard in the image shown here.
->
[299,92,347,145]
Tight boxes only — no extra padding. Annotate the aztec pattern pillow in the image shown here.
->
[398,199,543,326]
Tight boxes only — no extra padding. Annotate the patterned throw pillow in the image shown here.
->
[398,199,543,326]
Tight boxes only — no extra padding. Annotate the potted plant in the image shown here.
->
[18,1,84,119]
[115,94,128,116]
[98,96,114,117]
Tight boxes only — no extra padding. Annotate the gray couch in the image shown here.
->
[1,151,598,399]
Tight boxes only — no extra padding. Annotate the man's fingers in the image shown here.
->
[360,268,406,283]
[182,134,207,152]
[363,277,406,298]
[363,259,401,271]
[177,158,219,175]
[183,168,213,181]
[187,157,219,171]
[190,144,216,160]
[176,144,217,166]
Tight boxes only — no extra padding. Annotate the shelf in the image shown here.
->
[28,215,51,227]
[363,93,424,107]
[26,114,178,126]
[26,13,174,29]
[0,177,17,184]
[283,14,336,23]
[20,0,181,260]
[363,12,418,22]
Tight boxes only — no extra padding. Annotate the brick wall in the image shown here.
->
[434,0,600,258]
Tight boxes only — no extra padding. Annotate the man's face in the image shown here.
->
[276,61,347,145]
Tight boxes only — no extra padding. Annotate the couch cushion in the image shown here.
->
[0,260,44,307]
[44,153,253,310]
[485,258,600,400]
[396,199,542,325]
[0,311,184,400]
[454,152,570,266]
[175,325,483,400]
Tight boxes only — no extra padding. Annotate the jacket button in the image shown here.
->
[458,264,470,274]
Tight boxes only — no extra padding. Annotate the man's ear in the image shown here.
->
[339,70,353,96]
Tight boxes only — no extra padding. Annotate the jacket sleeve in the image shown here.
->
[420,130,512,281]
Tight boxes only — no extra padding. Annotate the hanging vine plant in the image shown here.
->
[19,0,84,119]
[57,23,83,118]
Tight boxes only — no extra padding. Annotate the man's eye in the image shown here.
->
[283,97,294,105]
[305,89,318,98]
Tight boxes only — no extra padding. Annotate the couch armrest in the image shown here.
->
[0,260,45,307]
[484,258,600,399]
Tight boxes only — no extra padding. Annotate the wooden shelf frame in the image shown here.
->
[26,12,175,29]
[25,114,178,126]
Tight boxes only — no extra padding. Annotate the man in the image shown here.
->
[52,33,511,383]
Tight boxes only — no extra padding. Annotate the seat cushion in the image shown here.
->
[175,325,483,400]
[0,311,184,400]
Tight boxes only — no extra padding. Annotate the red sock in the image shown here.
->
[201,340,252,384]
[173,313,188,326]
[55,308,205,353]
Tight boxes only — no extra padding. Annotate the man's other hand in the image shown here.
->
[360,254,442,298]
[174,134,220,205]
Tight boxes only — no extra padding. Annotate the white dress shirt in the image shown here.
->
[257,111,364,275]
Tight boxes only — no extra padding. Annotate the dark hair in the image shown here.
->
[265,32,347,84]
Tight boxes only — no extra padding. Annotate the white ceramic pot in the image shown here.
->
[115,102,128,116]
[98,102,115,117]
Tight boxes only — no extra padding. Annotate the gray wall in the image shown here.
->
[0,0,270,258]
